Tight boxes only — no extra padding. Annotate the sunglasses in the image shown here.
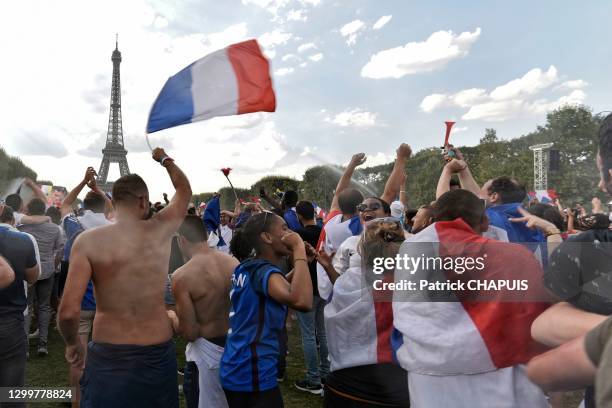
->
[357,202,382,212]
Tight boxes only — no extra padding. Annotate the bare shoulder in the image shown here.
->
[172,261,198,284]
[73,225,109,247]
[214,251,240,266]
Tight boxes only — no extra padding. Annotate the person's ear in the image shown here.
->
[260,231,273,245]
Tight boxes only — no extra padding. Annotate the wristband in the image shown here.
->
[160,156,174,166]
[293,258,308,264]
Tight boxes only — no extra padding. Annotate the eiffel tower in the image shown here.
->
[97,35,130,192]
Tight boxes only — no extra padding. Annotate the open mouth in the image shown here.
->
[363,213,376,222]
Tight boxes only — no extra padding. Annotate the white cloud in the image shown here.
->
[372,15,392,30]
[153,16,169,29]
[282,53,297,61]
[489,66,558,100]
[275,67,295,76]
[420,94,448,113]
[421,66,588,122]
[363,152,394,166]
[462,100,525,121]
[451,88,488,107]
[241,0,291,16]
[6,130,69,158]
[300,146,318,156]
[556,79,588,91]
[259,28,292,59]
[325,108,378,128]
[299,0,321,5]
[299,62,307,68]
[528,89,587,115]
[309,53,323,62]
[259,28,293,48]
[420,88,488,112]
[286,8,307,21]
[361,27,481,79]
[297,42,316,52]
[340,19,366,46]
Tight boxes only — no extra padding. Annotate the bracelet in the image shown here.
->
[545,228,561,237]
[160,156,174,166]
[293,258,308,264]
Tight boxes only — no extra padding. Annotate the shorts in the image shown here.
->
[78,310,95,336]
[80,340,178,408]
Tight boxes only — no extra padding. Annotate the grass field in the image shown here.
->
[26,320,583,408]
[25,319,321,408]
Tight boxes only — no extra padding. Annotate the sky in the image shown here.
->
[2,0,611,201]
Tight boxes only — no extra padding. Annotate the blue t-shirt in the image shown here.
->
[62,216,96,311]
[486,203,547,266]
[220,259,287,392]
[284,208,302,232]
[0,226,37,321]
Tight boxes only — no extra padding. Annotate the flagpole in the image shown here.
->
[224,175,240,203]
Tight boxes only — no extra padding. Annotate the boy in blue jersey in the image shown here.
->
[222,212,314,408]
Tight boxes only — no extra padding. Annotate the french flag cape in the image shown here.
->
[147,39,276,133]
[392,219,549,407]
[316,210,363,301]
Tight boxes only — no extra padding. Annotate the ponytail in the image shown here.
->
[229,212,275,262]
[230,228,255,261]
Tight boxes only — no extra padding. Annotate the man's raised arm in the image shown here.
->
[153,148,192,232]
[436,159,467,199]
[329,153,367,214]
[23,178,48,204]
[381,144,411,205]
[61,167,97,217]
[452,148,481,195]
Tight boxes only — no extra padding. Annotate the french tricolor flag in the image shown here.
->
[392,219,550,406]
[147,39,276,133]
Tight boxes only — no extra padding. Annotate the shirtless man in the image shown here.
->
[58,148,191,408]
[168,215,238,408]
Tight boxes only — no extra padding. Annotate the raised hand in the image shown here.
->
[445,159,468,174]
[152,147,167,162]
[281,231,305,252]
[396,143,412,160]
[349,153,367,168]
[509,207,558,234]
[317,249,335,270]
[304,242,317,263]
[83,167,97,183]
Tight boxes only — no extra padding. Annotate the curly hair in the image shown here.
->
[358,218,405,286]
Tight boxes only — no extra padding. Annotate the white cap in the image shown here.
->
[390,200,404,219]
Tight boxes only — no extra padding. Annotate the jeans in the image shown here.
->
[183,361,199,408]
[296,295,329,385]
[24,276,53,344]
[0,317,26,408]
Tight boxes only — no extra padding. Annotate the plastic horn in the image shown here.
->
[443,121,456,147]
